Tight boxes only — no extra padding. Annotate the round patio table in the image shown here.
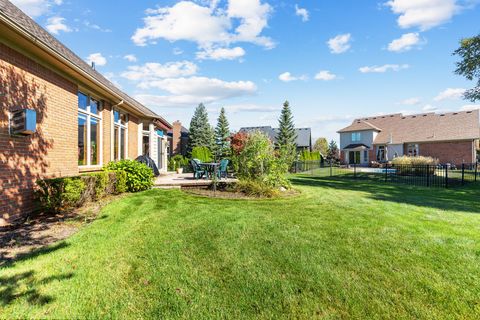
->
[198,162,219,179]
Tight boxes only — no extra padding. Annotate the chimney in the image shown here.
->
[172,120,182,155]
[91,62,96,70]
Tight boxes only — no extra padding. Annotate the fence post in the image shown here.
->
[475,163,478,182]
[354,163,357,179]
[330,160,333,177]
[426,165,430,187]
[385,163,388,182]
[445,165,449,188]
[462,163,465,185]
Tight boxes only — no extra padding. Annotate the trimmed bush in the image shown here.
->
[114,170,127,194]
[392,156,439,175]
[106,159,154,192]
[168,155,189,171]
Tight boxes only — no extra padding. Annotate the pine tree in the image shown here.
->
[214,107,230,157]
[276,100,297,147]
[188,103,214,152]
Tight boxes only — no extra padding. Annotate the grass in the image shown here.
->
[1,176,480,318]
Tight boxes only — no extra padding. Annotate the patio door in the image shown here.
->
[349,151,360,164]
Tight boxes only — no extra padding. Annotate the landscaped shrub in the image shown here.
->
[392,156,439,175]
[299,150,322,161]
[168,154,189,171]
[191,146,213,162]
[113,170,127,194]
[106,159,154,192]
[233,179,279,198]
[36,177,86,212]
[236,131,291,191]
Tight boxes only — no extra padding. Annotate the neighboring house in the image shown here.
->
[0,0,172,225]
[239,126,312,152]
[167,120,190,157]
[337,111,480,166]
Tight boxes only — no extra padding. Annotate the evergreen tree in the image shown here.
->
[276,100,297,147]
[327,140,339,161]
[214,107,230,157]
[188,103,214,152]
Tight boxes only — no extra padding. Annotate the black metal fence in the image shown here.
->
[293,161,479,188]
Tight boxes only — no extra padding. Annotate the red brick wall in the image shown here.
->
[0,43,78,224]
[416,140,475,165]
[171,120,182,155]
[128,115,139,159]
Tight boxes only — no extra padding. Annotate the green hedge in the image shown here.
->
[36,159,153,213]
[35,171,120,212]
[191,146,213,162]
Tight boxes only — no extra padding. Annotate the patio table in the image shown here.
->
[198,162,219,179]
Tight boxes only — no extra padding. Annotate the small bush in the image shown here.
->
[168,155,189,171]
[106,159,154,192]
[392,156,439,166]
[234,179,279,198]
[191,146,213,162]
[392,156,439,176]
[114,170,127,194]
[36,177,86,212]
[87,171,109,200]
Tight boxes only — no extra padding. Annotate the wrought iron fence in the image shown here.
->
[293,160,479,188]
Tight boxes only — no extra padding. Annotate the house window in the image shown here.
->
[364,150,368,161]
[407,144,419,156]
[78,92,102,166]
[377,146,385,161]
[113,109,128,160]
[351,132,361,142]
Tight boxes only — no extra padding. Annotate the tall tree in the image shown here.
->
[276,100,297,147]
[453,34,480,102]
[214,107,230,157]
[188,103,214,152]
[313,137,329,156]
[327,140,339,161]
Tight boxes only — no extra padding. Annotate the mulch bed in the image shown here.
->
[0,194,125,267]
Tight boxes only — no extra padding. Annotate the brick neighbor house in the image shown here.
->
[338,111,480,166]
[0,0,172,225]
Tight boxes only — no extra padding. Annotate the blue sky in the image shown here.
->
[11,0,480,141]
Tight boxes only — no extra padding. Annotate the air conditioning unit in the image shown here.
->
[10,109,37,135]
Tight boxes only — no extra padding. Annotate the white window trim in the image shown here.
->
[111,108,129,161]
[78,92,102,168]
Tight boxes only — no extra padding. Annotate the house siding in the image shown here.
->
[339,130,375,149]
[0,43,78,224]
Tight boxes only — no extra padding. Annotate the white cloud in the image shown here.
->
[387,33,423,52]
[196,46,245,60]
[123,54,138,62]
[121,61,198,82]
[359,64,409,73]
[327,33,352,54]
[173,48,184,55]
[45,16,71,35]
[460,104,480,111]
[422,104,438,112]
[86,53,107,67]
[399,97,421,105]
[11,0,63,18]
[278,72,307,82]
[132,0,274,50]
[434,88,466,101]
[134,77,257,107]
[295,4,309,22]
[314,70,337,81]
[84,21,111,32]
[385,0,462,31]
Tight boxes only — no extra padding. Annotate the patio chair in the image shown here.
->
[217,159,229,179]
[191,159,206,179]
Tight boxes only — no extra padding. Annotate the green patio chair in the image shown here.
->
[191,159,206,179]
[217,159,229,179]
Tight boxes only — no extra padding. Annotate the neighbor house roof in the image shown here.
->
[239,126,312,148]
[338,110,480,144]
[0,0,171,129]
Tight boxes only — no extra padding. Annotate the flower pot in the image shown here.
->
[176,168,184,174]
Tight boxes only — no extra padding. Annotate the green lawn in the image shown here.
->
[1,176,480,319]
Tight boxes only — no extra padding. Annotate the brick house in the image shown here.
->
[0,0,172,225]
[338,111,480,166]
[167,121,190,157]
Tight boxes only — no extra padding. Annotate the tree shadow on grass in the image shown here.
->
[0,241,69,268]
[290,175,480,214]
[0,269,73,307]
